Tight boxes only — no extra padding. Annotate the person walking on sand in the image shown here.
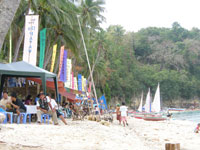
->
[116,104,121,125]
[120,102,128,127]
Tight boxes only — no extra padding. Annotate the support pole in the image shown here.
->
[9,28,12,63]
[77,15,100,115]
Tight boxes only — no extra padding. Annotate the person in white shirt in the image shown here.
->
[36,93,58,125]
[48,94,67,125]
[120,102,128,127]
[0,91,12,110]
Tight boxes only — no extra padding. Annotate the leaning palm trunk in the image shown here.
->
[0,0,21,51]
[13,25,25,62]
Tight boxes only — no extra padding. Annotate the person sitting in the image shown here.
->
[25,95,32,105]
[8,92,27,123]
[0,91,12,111]
[194,123,200,133]
[48,94,67,125]
[36,93,58,125]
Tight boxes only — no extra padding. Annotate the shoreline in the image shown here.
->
[0,117,199,150]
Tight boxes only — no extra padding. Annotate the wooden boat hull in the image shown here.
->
[143,116,166,121]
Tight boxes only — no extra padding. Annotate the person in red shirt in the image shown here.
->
[194,123,200,133]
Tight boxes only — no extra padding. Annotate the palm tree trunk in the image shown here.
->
[13,0,30,62]
[13,25,25,62]
[0,0,21,51]
[87,46,101,81]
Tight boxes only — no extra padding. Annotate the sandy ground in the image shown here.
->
[0,116,200,150]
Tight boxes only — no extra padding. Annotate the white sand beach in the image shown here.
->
[0,117,200,150]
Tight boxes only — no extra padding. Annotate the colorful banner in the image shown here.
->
[50,44,57,72]
[60,50,67,82]
[72,72,74,89]
[74,77,78,90]
[23,15,39,66]
[65,59,72,88]
[78,74,82,91]
[57,46,64,78]
[39,28,46,68]
[82,76,85,92]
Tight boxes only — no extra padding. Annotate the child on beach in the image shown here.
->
[194,123,200,133]
[120,102,128,127]
[116,104,121,125]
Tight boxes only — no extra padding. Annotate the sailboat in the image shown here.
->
[151,83,161,112]
[137,92,143,112]
[144,88,151,113]
[143,83,167,121]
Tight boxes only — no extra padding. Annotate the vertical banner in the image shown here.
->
[82,76,85,92]
[50,44,57,72]
[23,15,39,66]
[39,28,46,68]
[72,72,74,89]
[57,46,64,78]
[60,50,67,82]
[65,59,72,88]
[78,74,82,91]
[74,77,78,90]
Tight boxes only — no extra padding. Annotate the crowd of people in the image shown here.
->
[0,91,68,125]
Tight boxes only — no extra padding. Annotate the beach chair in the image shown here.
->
[2,112,13,124]
[41,114,50,124]
[17,113,31,124]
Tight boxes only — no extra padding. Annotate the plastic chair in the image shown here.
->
[2,112,13,124]
[17,113,31,124]
[41,114,50,124]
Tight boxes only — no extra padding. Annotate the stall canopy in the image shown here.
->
[0,61,59,100]
[27,78,78,102]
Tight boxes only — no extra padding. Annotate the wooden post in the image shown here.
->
[36,83,40,94]
[25,79,28,97]
[165,143,180,150]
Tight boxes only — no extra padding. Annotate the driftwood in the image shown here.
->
[165,143,180,150]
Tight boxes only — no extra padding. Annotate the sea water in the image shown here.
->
[172,110,200,123]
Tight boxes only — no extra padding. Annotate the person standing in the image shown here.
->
[120,102,128,127]
[116,104,121,125]
[36,93,58,125]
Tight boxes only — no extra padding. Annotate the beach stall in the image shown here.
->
[0,61,59,100]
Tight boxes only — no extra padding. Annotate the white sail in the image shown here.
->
[138,92,143,112]
[152,83,161,112]
[144,88,151,113]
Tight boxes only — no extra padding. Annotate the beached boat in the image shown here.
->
[143,115,167,121]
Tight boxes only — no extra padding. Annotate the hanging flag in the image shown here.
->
[74,77,78,90]
[72,72,74,89]
[78,74,82,91]
[57,46,64,78]
[50,44,57,72]
[60,50,67,82]
[23,15,39,66]
[65,59,72,88]
[82,76,85,92]
[39,28,46,68]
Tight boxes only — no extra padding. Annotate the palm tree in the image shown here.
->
[0,0,21,52]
